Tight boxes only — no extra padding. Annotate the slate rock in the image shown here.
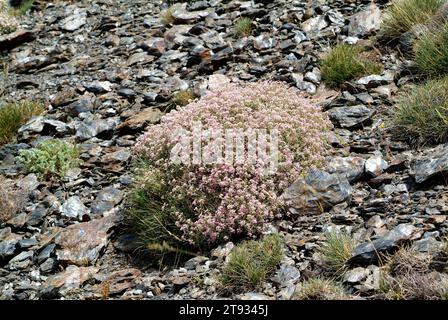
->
[272,264,301,286]
[343,267,370,284]
[61,9,87,31]
[326,156,366,182]
[328,105,374,129]
[90,187,123,215]
[74,115,119,141]
[282,169,351,215]
[412,143,448,183]
[37,244,56,264]
[348,3,381,37]
[40,257,58,274]
[7,251,34,270]
[365,154,388,178]
[0,228,22,262]
[0,29,36,52]
[349,224,423,265]
[39,265,99,298]
[171,9,210,24]
[61,196,88,219]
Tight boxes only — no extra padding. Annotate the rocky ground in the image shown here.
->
[0,0,447,300]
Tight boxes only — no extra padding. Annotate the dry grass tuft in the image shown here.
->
[220,234,283,292]
[0,177,27,223]
[294,278,348,300]
[380,246,448,300]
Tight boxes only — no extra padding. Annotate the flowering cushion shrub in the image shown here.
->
[130,81,332,250]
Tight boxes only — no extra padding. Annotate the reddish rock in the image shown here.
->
[98,268,142,296]
[55,215,116,266]
[0,29,36,52]
[117,107,162,131]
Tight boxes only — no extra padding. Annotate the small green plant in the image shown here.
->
[0,101,44,145]
[17,139,80,179]
[220,234,283,292]
[294,278,347,300]
[317,230,357,275]
[233,17,253,38]
[171,90,196,107]
[379,0,444,42]
[414,23,448,77]
[320,44,382,87]
[9,0,34,16]
[391,77,448,146]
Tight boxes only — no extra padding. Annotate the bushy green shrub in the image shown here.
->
[391,77,448,145]
[320,44,382,87]
[130,81,332,250]
[317,230,357,275]
[379,0,444,42]
[17,139,80,179]
[220,234,283,291]
[294,278,347,300]
[0,101,44,145]
[414,23,448,77]
[233,17,253,38]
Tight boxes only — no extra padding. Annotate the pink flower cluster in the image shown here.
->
[134,81,332,245]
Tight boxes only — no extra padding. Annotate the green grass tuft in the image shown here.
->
[9,0,34,16]
[0,101,44,146]
[317,230,357,275]
[391,77,448,146]
[233,17,253,38]
[379,0,444,43]
[127,158,198,253]
[220,234,283,292]
[17,139,80,179]
[320,44,382,88]
[414,22,448,77]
